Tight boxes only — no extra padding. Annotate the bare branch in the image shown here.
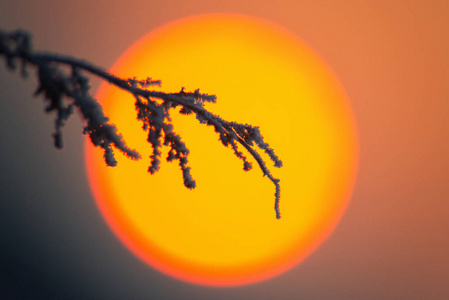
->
[0,29,283,218]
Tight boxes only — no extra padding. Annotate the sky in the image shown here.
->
[1,0,448,299]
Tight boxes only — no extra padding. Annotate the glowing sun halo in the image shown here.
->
[85,14,358,287]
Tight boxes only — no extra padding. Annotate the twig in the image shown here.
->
[0,29,283,218]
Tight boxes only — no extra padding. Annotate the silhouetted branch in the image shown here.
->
[0,29,283,219]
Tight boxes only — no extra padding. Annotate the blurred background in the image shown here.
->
[0,0,448,299]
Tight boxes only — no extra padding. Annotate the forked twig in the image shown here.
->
[0,29,283,218]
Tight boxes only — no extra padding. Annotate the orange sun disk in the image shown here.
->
[85,14,358,287]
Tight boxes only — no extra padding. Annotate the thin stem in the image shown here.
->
[1,29,283,218]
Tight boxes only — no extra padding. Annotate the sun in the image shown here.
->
[85,14,358,287]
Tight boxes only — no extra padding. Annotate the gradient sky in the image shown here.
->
[1,1,448,299]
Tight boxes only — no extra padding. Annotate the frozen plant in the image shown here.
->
[0,29,283,219]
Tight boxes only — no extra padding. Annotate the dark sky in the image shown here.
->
[1,1,449,299]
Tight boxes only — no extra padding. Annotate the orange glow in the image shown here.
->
[85,14,358,287]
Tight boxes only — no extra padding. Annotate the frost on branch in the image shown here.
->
[0,29,283,219]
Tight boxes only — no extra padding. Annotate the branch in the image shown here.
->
[0,29,283,219]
